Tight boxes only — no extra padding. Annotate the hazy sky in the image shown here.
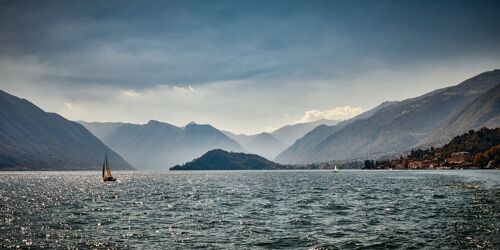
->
[1,0,500,134]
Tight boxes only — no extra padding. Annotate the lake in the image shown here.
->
[0,170,499,249]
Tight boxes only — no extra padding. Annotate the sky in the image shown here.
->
[1,0,500,134]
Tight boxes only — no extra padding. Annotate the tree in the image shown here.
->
[486,145,500,159]
[364,160,371,169]
[493,155,500,165]
[473,153,489,168]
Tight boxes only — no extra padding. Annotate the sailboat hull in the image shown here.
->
[103,176,117,182]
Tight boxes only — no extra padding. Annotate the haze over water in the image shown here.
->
[1,170,498,249]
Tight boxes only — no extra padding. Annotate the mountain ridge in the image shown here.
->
[223,119,340,160]
[275,70,500,164]
[82,120,246,170]
[0,90,134,170]
[420,83,500,146]
[275,101,398,163]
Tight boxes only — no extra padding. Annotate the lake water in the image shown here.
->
[0,170,499,249]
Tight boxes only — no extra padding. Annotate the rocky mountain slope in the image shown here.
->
[0,90,133,170]
[276,70,500,164]
[421,83,500,145]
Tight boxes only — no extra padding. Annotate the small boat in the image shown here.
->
[102,153,117,182]
[333,165,338,172]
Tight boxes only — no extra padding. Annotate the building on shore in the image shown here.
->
[448,152,472,163]
[407,159,435,169]
[391,158,408,169]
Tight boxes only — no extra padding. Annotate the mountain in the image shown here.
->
[0,90,133,170]
[438,127,500,158]
[78,121,126,142]
[243,132,287,160]
[275,101,397,163]
[222,131,286,159]
[222,131,254,146]
[224,119,339,160]
[276,70,500,164]
[170,149,282,170]
[82,120,246,170]
[270,119,340,146]
[421,83,500,145]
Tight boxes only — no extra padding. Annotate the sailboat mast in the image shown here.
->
[102,161,106,178]
[105,152,112,177]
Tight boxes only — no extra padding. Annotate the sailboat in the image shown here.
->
[102,153,117,182]
[333,165,338,172]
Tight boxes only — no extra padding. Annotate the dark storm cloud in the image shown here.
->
[1,0,500,88]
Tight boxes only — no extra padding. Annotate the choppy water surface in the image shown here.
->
[0,170,499,249]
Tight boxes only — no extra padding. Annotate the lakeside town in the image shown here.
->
[362,128,500,170]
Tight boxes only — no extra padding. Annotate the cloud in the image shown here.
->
[173,85,195,92]
[2,1,499,90]
[296,106,363,123]
[122,89,141,97]
[2,51,499,135]
[63,102,74,108]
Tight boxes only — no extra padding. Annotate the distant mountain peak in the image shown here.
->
[254,132,273,137]
[143,120,180,130]
[83,118,245,170]
[146,120,163,125]
[184,123,217,132]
